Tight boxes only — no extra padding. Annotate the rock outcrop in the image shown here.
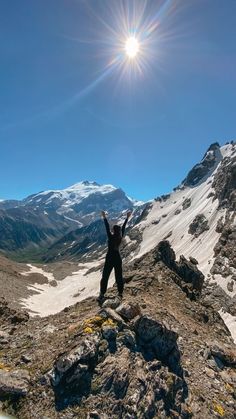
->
[153,241,204,299]
[188,214,210,237]
[183,143,221,187]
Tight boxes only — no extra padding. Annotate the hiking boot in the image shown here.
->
[97,294,105,304]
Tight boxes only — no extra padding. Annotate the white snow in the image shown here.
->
[32,181,116,208]
[133,175,224,278]
[62,215,83,225]
[127,196,145,207]
[20,261,114,317]
[219,309,236,344]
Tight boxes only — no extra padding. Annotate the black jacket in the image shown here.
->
[104,217,128,253]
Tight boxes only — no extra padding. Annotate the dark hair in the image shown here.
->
[113,224,121,236]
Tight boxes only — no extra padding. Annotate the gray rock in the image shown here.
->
[174,208,181,215]
[21,354,32,364]
[102,325,118,340]
[116,302,141,321]
[210,344,236,367]
[49,279,57,287]
[102,297,121,309]
[227,280,234,292]
[189,256,198,265]
[116,330,136,350]
[182,198,191,210]
[0,330,9,344]
[100,308,126,329]
[134,315,178,359]
[0,369,30,397]
[188,214,210,237]
[54,334,100,385]
[87,412,109,419]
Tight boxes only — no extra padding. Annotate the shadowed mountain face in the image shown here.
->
[182,142,222,187]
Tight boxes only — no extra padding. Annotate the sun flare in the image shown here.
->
[125,36,139,58]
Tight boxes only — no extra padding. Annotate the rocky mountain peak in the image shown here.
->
[182,142,222,187]
[206,142,220,153]
[81,180,100,186]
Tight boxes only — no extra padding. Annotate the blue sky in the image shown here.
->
[1,0,236,201]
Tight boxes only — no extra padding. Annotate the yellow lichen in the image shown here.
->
[69,315,116,335]
[84,316,105,327]
[225,383,233,393]
[0,362,11,371]
[82,316,117,333]
[102,318,117,327]
[213,403,225,417]
[83,327,93,334]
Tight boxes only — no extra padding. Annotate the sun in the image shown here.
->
[125,36,139,58]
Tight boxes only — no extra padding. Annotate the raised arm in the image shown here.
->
[121,218,128,237]
[121,210,132,237]
[101,211,111,238]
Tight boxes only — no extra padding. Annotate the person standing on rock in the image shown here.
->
[97,210,132,303]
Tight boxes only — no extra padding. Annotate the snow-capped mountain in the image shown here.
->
[0,181,143,257]
[23,180,142,225]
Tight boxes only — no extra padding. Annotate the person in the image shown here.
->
[97,210,132,303]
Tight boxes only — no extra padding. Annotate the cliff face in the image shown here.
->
[0,242,235,419]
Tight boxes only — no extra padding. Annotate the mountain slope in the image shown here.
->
[126,143,234,274]
[124,141,236,340]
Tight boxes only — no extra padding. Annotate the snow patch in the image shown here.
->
[20,261,114,317]
[219,309,236,344]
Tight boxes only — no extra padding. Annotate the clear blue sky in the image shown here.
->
[1,0,235,201]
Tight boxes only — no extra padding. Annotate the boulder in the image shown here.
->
[0,330,9,344]
[154,240,176,268]
[188,214,210,237]
[116,330,136,350]
[0,369,30,397]
[116,303,141,321]
[53,334,100,385]
[176,255,204,292]
[99,308,126,329]
[189,256,198,265]
[102,325,118,340]
[134,315,178,359]
[102,298,120,309]
[182,198,191,210]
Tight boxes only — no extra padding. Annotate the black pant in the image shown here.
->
[100,252,124,295]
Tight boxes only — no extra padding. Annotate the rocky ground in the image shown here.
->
[0,242,235,419]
